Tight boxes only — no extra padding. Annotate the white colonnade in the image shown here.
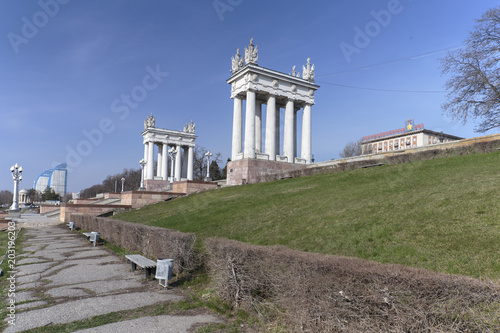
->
[142,115,196,182]
[228,39,319,164]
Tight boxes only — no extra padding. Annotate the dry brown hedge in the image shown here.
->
[204,237,500,332]
[71,214,198,273]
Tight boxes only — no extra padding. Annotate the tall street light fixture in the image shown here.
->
[9,163,23,217]
[204,151,213,181]
[139,159,146,190]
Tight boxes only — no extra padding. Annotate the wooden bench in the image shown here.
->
[125,254,157,279]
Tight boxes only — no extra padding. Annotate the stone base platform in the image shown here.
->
[226,159,307,186]
[172,180,218,195]
[144,179,171,192]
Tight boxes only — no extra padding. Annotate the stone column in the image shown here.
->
[157,144,163,178]
[182,147,189,179]
[301,104,312,163]
[283,99,295,162]
[175,145,182,181]
[187,146,194,180]
[244,90,256,159]
[143,143,149,179]
[275,107,280,156]
[255,102,262,153]
[161,144,168,180]
[294,109,298,160]
[265,95,276,160]
[231,96,243,161]
[147,141,154,180]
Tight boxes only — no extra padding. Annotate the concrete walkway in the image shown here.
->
[3,215,221,332]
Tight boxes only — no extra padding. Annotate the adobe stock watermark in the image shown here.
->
[7,0,71,54]
[58,64,169,173]
[213,0,243,21]
[339,0,407,64]
[6,220,18,327]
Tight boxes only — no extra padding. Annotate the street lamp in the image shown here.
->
[9,163,23,215]
[139,159,146,190]
[121,177,125,192]
[204,151,213,181]
[168,147,177,183]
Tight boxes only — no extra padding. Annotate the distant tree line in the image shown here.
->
[80,168,141,199]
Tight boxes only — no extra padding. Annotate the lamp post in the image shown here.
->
[204,151,212,181]
[168,147,177,183]
[121,177,125,192]
[9,163,23,216]
[139,159,146,190]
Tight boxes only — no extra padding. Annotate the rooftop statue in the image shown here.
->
[183,120,196,134]
[302,57,315,82]
[244,38,258,65]
[144,113,155,130]
[231,48,245,73]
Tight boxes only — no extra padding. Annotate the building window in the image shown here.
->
[428,137,432,144]
[413,136,417,147]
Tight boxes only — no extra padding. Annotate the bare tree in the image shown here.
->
[192,146,223,180]
[339,140,362,158]
[441,7,500,132]
[0,190,13,206]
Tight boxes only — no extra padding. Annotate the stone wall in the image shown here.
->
[120,191,183,208]
[172,180,218,194]
[104,192,122,199]
[60,203,131,222]
[39,204,61,215]
[226,159,307,186]
[72,198,99,205]
[144,179,171,192]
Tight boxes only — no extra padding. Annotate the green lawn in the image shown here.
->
[115,151,500,280]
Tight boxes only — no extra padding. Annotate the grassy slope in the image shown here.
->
[115,151,500,280]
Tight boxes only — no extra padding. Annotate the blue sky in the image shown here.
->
[1,0,499,193]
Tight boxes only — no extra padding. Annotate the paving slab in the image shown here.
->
[2,219,222,332]
[73,314,222,333]
[15,262,55,276]
[16,257,47,265]
[16,300,48,310]
[45,286,91,298]
[45,262,137,286]
[20,245,44,252]
[11,291,36,303]
[4,292,181,333]
[16,273,42,285]
[76,278,145,294]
